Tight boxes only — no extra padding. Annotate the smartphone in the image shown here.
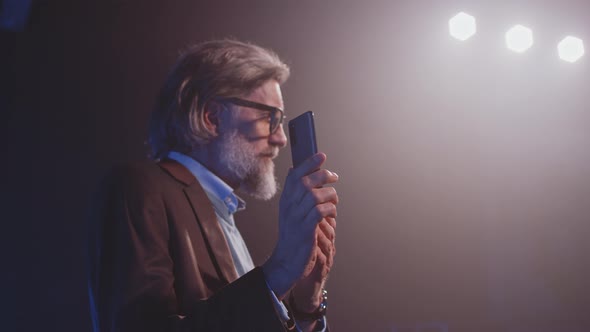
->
[288,111,318,168]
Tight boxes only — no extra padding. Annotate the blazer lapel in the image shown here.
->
[158,159,239,284]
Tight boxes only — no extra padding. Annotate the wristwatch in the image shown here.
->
[288,289,328,321]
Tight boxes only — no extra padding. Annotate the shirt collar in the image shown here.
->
[167,151,246,214]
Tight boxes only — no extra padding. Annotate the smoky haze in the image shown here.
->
[4,0,589,331]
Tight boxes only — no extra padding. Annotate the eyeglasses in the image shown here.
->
[214,97,285,135]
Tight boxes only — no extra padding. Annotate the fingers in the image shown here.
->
[317,220,335,258]
[294,220,337,287]
[302,246,318,278]
[285,152,338,198]
[282,157,339,226]
[314,232,334,277]
[302,201,337,231]
[324,217,337,231]
[303,168,339,189]
[285,170,338,208]
[319,219,336,242]
[298,187,339,217]
[289,153,326,179]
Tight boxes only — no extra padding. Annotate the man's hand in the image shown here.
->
[262,153,339,300]
[291,217,336,312]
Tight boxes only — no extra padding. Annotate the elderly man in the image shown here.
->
[88,39,339,332]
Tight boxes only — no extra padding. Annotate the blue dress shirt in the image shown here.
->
[168,151,326,331]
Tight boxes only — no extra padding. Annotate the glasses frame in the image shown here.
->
[214,97,285,135]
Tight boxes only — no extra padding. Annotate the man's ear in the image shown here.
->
[203,101,222,137]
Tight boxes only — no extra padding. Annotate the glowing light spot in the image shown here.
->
[449,12,477,41]
[558,36,585,63]
[506,25,534,53]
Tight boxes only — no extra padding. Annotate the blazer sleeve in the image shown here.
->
[88,164,287,332]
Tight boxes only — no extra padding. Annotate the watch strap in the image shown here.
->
[288,289,328,321]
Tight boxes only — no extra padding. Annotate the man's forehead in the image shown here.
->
[246,80,284,110]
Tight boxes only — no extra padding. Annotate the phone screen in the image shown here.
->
[288,111,318,168]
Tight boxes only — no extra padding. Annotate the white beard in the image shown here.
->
[218,129,279,201]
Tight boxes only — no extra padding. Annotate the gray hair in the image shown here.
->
[148,39,290,159]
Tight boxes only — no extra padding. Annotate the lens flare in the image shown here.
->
[506,25,534,53]
[449,12,477,41]
[558,36,585,63]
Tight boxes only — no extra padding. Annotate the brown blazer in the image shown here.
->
[88,159,291,332]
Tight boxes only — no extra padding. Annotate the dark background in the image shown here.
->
[3,0,590,331]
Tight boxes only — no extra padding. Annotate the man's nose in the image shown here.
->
[269,124,288,148]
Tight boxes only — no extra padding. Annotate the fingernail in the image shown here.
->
[314,154,323,162]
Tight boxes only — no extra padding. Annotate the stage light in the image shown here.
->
[506,25,534,53]
[557,36,585,63]
[449,12,476,41]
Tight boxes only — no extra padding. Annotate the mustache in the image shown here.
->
[260,148,279,159]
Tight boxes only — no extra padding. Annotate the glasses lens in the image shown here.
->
[221,97,283,134]
[271,110,283,134]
